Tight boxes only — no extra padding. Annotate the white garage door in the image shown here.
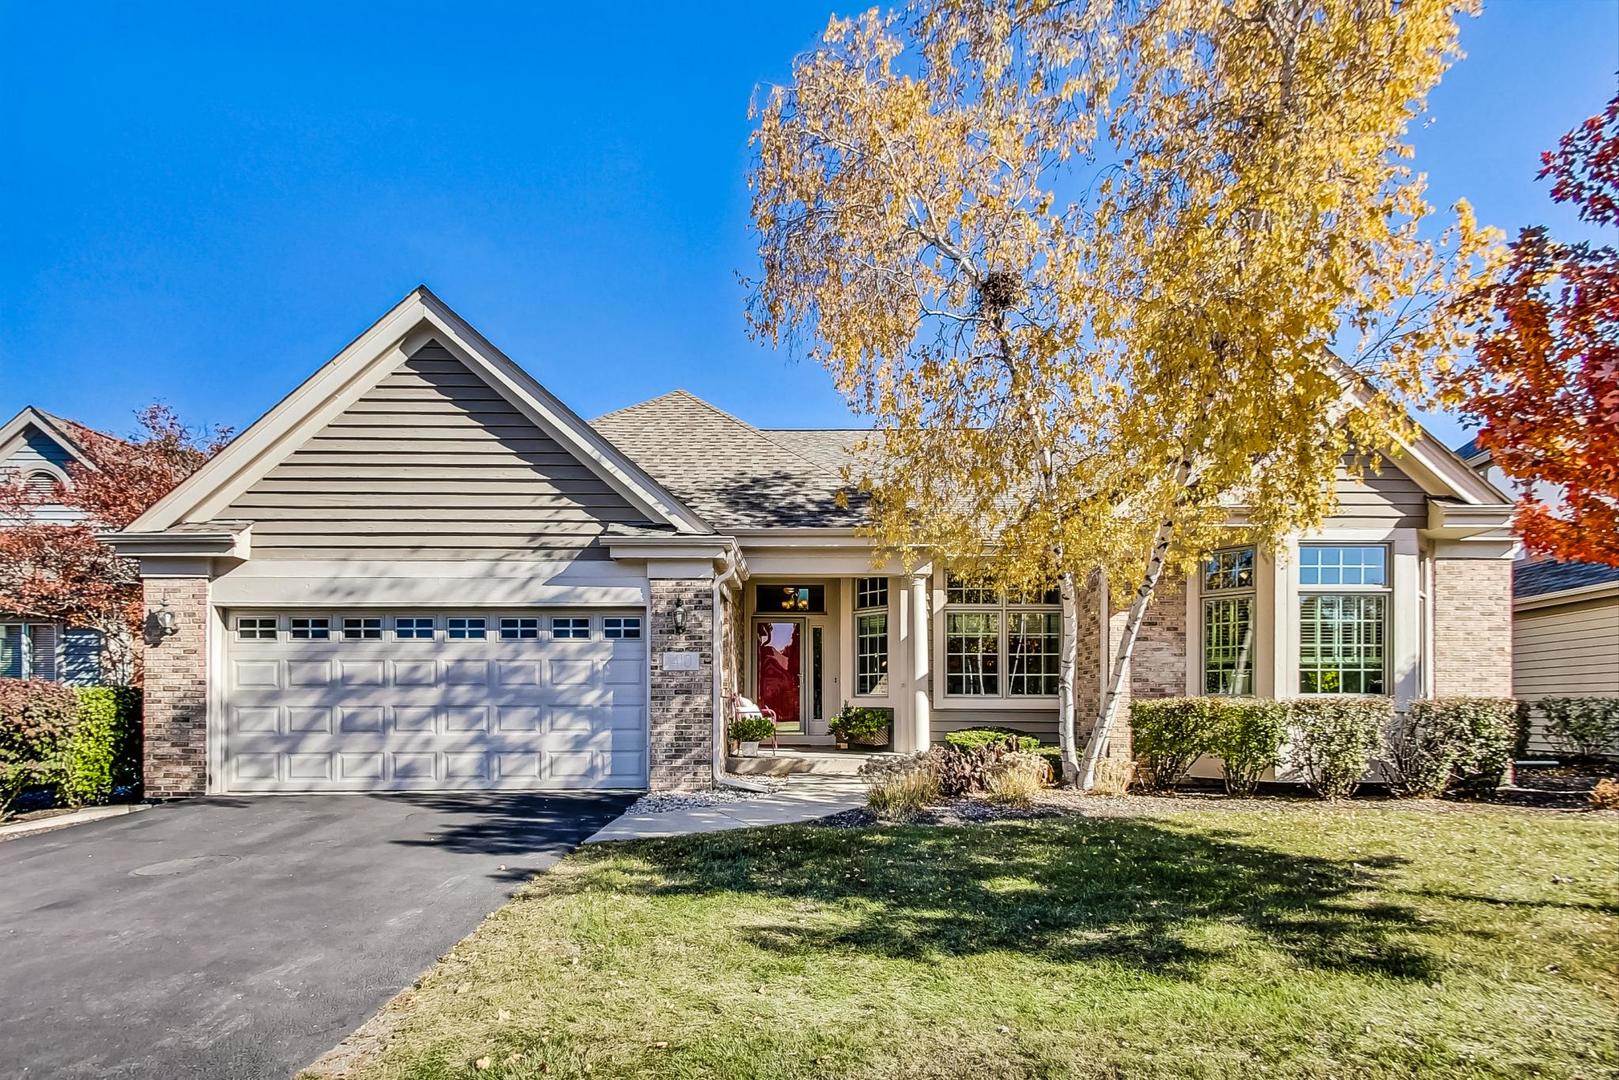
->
[222,609,647,792]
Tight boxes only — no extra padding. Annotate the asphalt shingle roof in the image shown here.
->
[591,391,866,529]
[1515,558,1619,600]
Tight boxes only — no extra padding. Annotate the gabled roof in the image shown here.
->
[0,406,116,471]
[591,391,864,529]
[126,287,712,536]
[1515,557,1619,601]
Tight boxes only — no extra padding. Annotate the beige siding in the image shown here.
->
[1327,455,1427,530]
[1514,598,1619,699]
[224,342,643,560]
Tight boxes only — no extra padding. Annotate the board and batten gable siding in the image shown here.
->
[2,427,83,524]
[220,343,647,560]
[1327,454,1428,530]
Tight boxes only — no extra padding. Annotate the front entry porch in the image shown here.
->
[740,574,929,752]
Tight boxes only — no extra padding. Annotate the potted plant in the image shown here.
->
[830,705,891,749]
[729,713,776,757]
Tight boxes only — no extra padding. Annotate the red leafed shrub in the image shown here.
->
[0,678,80,815]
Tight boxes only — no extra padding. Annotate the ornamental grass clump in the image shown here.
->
[983,751,1052,807]
[1288,697,1391,800]
[865,763,940,821]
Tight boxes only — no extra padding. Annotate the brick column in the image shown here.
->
[648,578,714,791]
[1433,557,1513,697]
[142,577,210,797]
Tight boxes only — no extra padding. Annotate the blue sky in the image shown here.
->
[1,2,1614,448]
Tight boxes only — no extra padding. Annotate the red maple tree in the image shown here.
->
[1462,94,1619,567]
[0,405,231,682]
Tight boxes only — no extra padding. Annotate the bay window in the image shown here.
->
[1298,545,1388,695]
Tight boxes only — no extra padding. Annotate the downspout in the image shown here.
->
[712,550,769,792]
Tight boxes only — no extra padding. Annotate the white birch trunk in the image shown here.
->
[1077,461,1195,791]
[1056,568,1080,786]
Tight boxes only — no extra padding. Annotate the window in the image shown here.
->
[942,574,1061,698]
[237,617,278,641]
[856,612,888,695]
[854,576,888,696]
[500,617,539,640]
[603,617,641,639]
[855,577,888,611]
[1201,547,1256,695]
[290,617,330,640]
[1298,545,1388,695]
[946,574,998,605]
[394,617,434,640]
[756,584,825,614]
[0,623,59,680]
[552,617,589,639]
[342,617,381,640]
[945,612,1000,695]
[1007,612,1060,696]
[811,626,825,720]
[25,470,59,498]
[448,617,486,640]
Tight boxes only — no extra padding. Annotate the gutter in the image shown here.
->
[711,549,769,793]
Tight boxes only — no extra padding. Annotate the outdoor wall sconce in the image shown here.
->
[152,603,178,636]
[673,597,687,632]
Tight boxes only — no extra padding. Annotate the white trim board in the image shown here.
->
[126,287,713,538]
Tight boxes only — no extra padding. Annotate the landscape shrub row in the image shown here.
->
[1132,695,1521,800]
[0,679,141,817]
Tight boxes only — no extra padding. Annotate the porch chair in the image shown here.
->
[726,690,780,753]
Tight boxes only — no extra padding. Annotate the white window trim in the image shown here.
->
[1294,540,1394,697]
[935,573,1062,704]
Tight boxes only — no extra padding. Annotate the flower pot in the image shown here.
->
[738,740,761,757]
[834,739,849,750]
[850,726,891,749]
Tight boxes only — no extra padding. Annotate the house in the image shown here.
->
[108,288,1519,797]
[0,406,111,684]
[1457,439,1619,753]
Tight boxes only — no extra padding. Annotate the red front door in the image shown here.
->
[754,619,802,729]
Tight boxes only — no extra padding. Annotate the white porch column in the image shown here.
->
[909,571,931,751]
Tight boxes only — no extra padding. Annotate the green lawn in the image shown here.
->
[325,806,1618,1080]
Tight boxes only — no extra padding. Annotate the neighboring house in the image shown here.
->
[109,288,1519,797]
[0,406,109,684]
[1458,439,1619,753]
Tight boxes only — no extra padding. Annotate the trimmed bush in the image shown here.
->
[1130,697,1214,792]
[1288,697,1391,800]
[62,686,142,806]
[945,727,1041,753]
[728,713,776,744]
[1385,697,1520,798]
[1207,699,1289,796]
[0,679,80,817]
[1538,697,1619,761]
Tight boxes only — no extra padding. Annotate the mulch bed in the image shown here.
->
[818,768,1619,828]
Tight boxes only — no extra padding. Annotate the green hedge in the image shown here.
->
[1207,699,1289,796]
[1537,697,1619,761]
[1288,696,1391,800]
[944,728,1042,753]
[0,679,141,816]
[1386,697,1519,797]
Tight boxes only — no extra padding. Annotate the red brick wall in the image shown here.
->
[142,577,209,797]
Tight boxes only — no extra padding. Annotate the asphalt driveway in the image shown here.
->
[0,792,634,1080]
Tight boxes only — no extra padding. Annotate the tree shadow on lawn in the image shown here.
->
[585,816,1460,983]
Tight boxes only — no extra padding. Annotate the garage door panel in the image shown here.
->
[225,608,647,792]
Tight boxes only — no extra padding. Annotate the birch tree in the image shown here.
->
[748,0,1498,786]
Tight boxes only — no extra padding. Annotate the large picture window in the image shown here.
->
[942,574,1060,698]
[1201,547,1255,695]
[1298,545,1388,695]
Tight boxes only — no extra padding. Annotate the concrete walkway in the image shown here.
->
[586,773,866,842]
